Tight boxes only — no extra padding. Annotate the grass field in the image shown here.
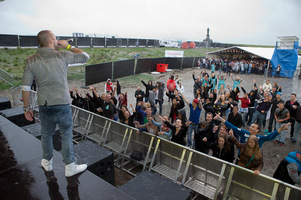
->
[0,47,216,90]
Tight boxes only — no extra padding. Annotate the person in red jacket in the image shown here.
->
[166,75,176,102]
[105,78,114,93]
[238,92,251,125]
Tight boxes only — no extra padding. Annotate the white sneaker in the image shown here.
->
[41,158,53,171]
[65,162,87,177]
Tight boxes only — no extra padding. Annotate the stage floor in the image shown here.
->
[0,116,135,200]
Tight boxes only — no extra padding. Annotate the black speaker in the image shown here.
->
[0,97,11,110]
[22,122,41,138]
[0,106,34,127]
[74,140,115,186]
[119,171,190,200]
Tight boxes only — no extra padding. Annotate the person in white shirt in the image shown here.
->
[262,80,272,91]
[177,81,185,93]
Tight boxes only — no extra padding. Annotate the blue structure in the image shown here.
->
[271,41,299,78]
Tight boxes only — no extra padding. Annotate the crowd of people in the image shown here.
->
[70,64,301,185]
[197,57,276,76]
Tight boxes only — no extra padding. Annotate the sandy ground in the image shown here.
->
[1,67,301,179]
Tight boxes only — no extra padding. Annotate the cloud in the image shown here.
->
[0,0,300,45]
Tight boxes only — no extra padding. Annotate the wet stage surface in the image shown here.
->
[0,116,135,200]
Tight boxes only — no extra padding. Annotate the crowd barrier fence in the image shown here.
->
[70,105,301,200]
[85,57,204,85]
[0,34,235,49]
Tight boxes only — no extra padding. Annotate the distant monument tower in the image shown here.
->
[203,28,213,48]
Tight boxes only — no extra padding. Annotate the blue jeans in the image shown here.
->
[276,122,288,143]
[293,121,301,142]
[247,107,255,126]
[248,67,252,74]
[268,112,276,132]
[187,124,198,147]
[251,110,265,129]
[39,104,75,164]
[156,99,164,114]
[151,105,157,115]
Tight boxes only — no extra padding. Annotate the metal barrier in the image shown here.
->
[71,105,301,199]
[0,67,15,86]
[10,87,38,108]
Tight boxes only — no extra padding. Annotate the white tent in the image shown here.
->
[206,46,275,60]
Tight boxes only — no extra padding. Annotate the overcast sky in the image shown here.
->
[0,0,300,45]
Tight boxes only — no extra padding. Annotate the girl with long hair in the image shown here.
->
[230,131,263,175]
[212,134,235,163]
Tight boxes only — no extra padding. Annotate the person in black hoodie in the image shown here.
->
[177,109,187,125]
[169,98,182,123]
[268,91,283,132]
[194,120,216,154]
[273,151,301,185]
[284,93,300,138]
[241,80,259,126]
[134,86,145,107]
[163,119,190,146]
[227,106,243,130]
[140,78,154,103]
[212,133,235,163]
[120,104,136,128]
[292,105,301,144]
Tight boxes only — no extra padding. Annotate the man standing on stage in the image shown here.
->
[22,30,89,177]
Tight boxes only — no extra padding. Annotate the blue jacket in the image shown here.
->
[225,121,280,148]
[286,151,301,172]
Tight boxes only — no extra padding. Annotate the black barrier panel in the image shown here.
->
[92,38,105,46]
[58,36,76,46]
[117,39,122,47]
[77,37,92,46]
[182,57,194,69]
[106,38,117,46]
[138,39,146,46]
[19,36,39,47]
[0,34,19,46]
[164,57,182,69]
[136,57,165,74]
[120,39,127,46]
[129,39,137,46]
[147,40,155,46]
[85,62,112,85]
[113,59,135,79]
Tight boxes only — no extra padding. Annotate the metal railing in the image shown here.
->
[71,105,301,200]
[0,67,15,86]
[10,88,38,108]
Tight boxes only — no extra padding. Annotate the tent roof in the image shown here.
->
[207,46,275,60]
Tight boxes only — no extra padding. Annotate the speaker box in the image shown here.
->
[74,140,115,186]
[0,97,11,110]
[22,122,42,138]
[119,171,190,200]
[0,106,34,127]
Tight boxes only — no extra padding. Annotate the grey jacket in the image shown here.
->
[148,90,156,107]
[22,47,89,106]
